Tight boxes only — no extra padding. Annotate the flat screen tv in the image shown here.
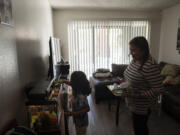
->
[48,36,69,79]
[47,37,54,79]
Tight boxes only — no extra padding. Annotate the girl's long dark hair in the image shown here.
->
[129,36,150,70]
[70,71,91,97]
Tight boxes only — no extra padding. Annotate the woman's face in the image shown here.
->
[130,44,144,62]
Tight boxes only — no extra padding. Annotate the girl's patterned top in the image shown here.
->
[72,94,89,127]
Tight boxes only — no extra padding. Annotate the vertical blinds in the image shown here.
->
[68,20,150,78]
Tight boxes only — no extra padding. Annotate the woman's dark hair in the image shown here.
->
[70,71,91,97]
[129,36,150,69]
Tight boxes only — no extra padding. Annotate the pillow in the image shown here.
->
[158,61,167,71]
[93,72,111,78]
[162,76,173,85]
[170,75,180,85]
[161,64,180,77]
[163,75,180,85]
[111,64,128,77]
[96,68,110,73]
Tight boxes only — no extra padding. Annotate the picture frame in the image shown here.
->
[0,0,13,26]
[177,18,180,53]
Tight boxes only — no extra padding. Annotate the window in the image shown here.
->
[68,20,150,77]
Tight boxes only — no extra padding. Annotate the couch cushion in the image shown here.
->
[161,64,180,77]
[172,75,180,85]
[159,61,167,71]
[163,76,173,85]
[93,72,112,78]
[96,68,110,73]
[111,64,128,77]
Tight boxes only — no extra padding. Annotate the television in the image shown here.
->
[47,37,53,79]
[48,37,70,80]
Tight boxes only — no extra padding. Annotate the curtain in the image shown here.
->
[68,20,150,78]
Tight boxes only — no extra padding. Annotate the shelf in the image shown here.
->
[26,100,57,106]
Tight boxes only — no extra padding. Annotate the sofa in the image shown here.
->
[159,62,180,121]
[89,64,128,104]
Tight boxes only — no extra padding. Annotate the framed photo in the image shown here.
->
[177,18,180,53]
[0,0,12,26]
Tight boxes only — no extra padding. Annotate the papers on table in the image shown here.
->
[107,84,125,96]
[107,85,114,91]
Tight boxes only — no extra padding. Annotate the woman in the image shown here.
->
[123,36,163,135]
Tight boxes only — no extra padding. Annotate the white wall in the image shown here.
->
[53,9,161,61]
[159,4,180,65]
[0,0,53,130]
[14,0,53,85]
[0,24,20,130]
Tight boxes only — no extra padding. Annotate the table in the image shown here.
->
[107,85,123,126]
[89,76,119,104]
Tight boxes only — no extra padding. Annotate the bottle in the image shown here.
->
[114,83,118,90]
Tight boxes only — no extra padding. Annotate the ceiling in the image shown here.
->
[49,0,180,11]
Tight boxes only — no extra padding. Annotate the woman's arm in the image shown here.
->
[121,90,141,98]
[141,63,163,98]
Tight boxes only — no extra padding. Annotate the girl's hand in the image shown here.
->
[56,79,68,85]
[64,111,72,116]
[59,79,67,83]
[58,79,71,85]
[54,80,65,86]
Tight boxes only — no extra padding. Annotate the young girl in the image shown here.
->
[58,71,91,135]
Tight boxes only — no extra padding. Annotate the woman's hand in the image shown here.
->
[120,92,137,98]
[125,92,148,98]
[140,92,148,97]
